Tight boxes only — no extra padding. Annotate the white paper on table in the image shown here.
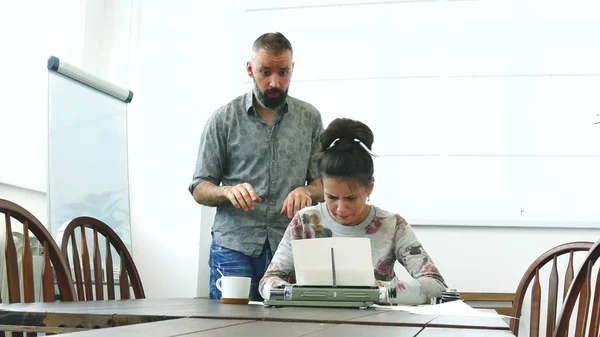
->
[292,237,375,286]
[373,300,517,319]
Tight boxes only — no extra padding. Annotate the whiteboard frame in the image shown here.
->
[408,218,600,229]
[47,56,133,103]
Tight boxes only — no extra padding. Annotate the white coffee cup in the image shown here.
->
[216,276,251,304]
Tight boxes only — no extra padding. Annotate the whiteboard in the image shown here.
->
[286,76,600,229]
[233,0,600,228]
[370,155,600,228]
[47,56,133,249]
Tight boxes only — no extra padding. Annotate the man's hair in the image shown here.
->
[252,32,293,56]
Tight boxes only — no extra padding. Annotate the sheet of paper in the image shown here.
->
[373,300,516,318]
[292,237,375,286]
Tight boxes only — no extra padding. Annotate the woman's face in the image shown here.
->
[323,177,374,226]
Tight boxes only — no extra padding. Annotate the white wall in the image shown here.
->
[414,225,600,292]
[2,0,600,304]
[126,0,243,298]
[0,0,84,192]
[0,184,47,224]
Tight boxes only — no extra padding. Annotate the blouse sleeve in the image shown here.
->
[258,213,303,299]
[379,215,447,305]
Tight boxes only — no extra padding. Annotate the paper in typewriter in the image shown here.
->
[291,237,376,286]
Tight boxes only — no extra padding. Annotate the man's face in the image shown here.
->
[247,48,294,110]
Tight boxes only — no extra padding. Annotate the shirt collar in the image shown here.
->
[245,90,289,116]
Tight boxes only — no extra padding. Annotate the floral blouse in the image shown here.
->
[258,203,448,305]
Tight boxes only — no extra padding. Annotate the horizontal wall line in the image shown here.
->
[377,154,441,157]
[409,219,600,229]
[245,0,439,12]
[242,72,600,84]
[449,154,600,158]
[375,154,600,158]
[0,181,46,194]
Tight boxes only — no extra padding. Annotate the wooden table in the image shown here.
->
[0,298,515,336]
[56,318,424,337]
[53,318,516,337]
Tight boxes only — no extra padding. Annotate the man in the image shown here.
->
[189,32,324,301]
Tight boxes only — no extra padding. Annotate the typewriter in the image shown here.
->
[264,242,397,308]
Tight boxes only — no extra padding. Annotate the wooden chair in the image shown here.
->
[553,238,600,337]
[0,199,76,336]
[59,216,145,301]
[511,241,594,336]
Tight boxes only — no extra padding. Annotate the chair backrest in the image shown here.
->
[511,241,594,336]
[553,238,600,337]
[59,216,144,301]
[0,199,76,303]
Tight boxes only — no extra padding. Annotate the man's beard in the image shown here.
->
[253,80,289,110]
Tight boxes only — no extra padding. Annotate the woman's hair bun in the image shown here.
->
[320,118,374,151]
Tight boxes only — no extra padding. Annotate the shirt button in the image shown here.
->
[269,201,274,205]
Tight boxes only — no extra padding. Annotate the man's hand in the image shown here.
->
[225,183,262,211]
[280,187,312,219]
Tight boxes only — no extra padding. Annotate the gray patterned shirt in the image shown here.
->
[189,91,324,257]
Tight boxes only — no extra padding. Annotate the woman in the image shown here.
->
[259,118,447,304]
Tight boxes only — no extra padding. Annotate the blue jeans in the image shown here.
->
[209,238,272,301]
